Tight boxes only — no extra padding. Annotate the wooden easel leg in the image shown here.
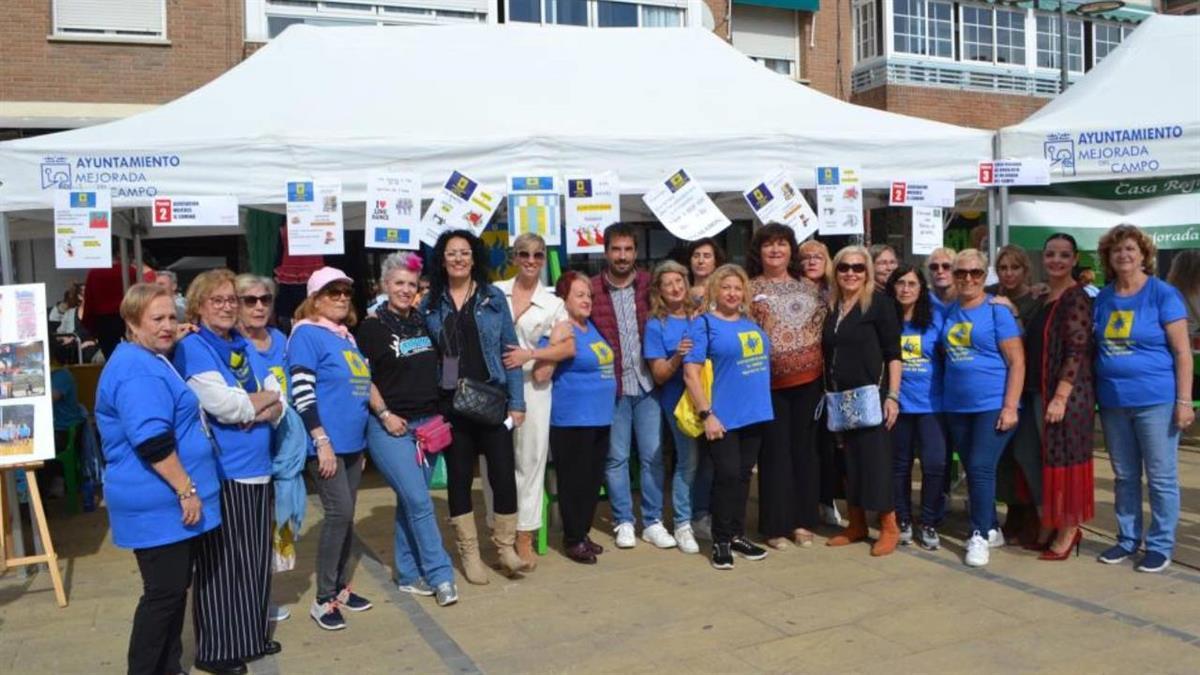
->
[23,468,68,607]
[0,470,8,568]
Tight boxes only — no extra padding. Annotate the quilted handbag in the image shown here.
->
[452,377,508,426]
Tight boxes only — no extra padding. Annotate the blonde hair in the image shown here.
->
[1097,223,1157,281]
[704,264,751,316]
[511,232,546,253]
[995,245,1031,286]
[649,260,696,319]
[830,245,874,313]
[928,247,957,264]
[799,239,834,289]
[119,283,173,328]
[293,292,358,327]
[954,248,989,271]
[235,273,276,297]
[185,269,237,324]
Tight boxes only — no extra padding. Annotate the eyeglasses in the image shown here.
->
[207,295,238,307]
[953,268,987,281]
[836,263,867,274]
[894,279,921,289]
[240,294,274,307]
[928,262,952,272]
[516,250,546,261]
[445,250,473,260]
[322,288,353,299]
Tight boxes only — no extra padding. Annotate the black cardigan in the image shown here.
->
[821,291,901,392]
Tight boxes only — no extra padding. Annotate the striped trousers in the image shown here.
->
[193,480,273,662]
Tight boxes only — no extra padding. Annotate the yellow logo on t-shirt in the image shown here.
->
[738,330,764,358]
[947,322,973,348]
[590,341,614,366]
[342,351,370,378]
[1104,310,1134,340]
[269,366,289,398]
[900,335,922,361]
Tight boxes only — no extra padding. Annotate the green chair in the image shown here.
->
[56,423,83,514]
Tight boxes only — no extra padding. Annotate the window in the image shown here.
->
[893,0,952,58]
[752,57,796,77]
[1036,14,1083,73]
[958,5,1024,66]
[995,9,1025,65]
[641,5,683,27]
[545,0,588,25]
[1094,22,1124,65]
[961,6,993,63]
[509,0,541,22]
[262,0,486,37]
[854,0,880,62]
[52,0,166,39]
[598,1,639,26]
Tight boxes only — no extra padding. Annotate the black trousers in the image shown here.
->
[193,481,272,662]
[129,537,196,675]
[95,313,126,359]
[444,411,516,517]
[840,424,894,512]
[549,425,610,547]
[759,382,823,537]
[703,423,765,544]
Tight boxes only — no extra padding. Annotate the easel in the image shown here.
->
[0,461,68,607]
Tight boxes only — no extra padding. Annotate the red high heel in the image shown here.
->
[1038,529,1082,561]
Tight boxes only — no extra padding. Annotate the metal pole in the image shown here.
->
[133,214,144,275]
[0,211,12,285]
[1058,2,1070,92]
[118,236,130,292]
[996,133,1010,247]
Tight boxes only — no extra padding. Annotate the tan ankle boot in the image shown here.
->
[491,513,525,577]
[826,506,869,546]
[516,530,538,572]
[450,514,490,585]
[872,511,900,557]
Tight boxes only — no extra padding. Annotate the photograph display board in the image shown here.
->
[0,284,54,468]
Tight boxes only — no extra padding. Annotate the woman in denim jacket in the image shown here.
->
[421,229,526,583]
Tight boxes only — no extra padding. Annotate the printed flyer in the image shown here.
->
[744,170,819,242]
[421,171,502,246]
[642,169,730,241]
[365,172,421,250]
[815,166,864,236]
[0,283,54,467]
[53,189,112,269]
[507,173,562,246]
[286,179,344,255]
[563,172,619,254]
[151,196,239,227]
[911,206,944,255]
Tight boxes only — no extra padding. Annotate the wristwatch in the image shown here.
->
[699,409,713,421]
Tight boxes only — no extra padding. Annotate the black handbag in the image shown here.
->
[452,377,508,426]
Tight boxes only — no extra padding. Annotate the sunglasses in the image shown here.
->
[836,263,867,274]
[953,268,987,281]
[240,293,274,307]
[516,250,546,261]
[928,262,952,272]
[322,287,353,299]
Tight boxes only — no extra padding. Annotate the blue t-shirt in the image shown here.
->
[256,327,290,398]
[1094,277,1187,408]
[546,321,617,427]
[51,368,86,431]
[287,325,371,456]
[95,343,221,549]
[173,333,273,480]
[685,314,774,431]
[940,297,1022,413]
[643,315,694,415]
[899,316,944,414]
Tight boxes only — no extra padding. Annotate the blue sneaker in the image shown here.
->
[337,585,373,611]
[1135,551,1171,573]
[310,597,346,631]
[1097,544,1133,565]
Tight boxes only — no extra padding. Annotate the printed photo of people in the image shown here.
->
[0,341,47,399]
[0,404,35,457]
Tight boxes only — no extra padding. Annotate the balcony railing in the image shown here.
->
[851,59,1070,98]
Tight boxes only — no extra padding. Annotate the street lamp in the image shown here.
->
[1052,0,1127,93]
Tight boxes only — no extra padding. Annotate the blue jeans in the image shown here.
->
[664,411,701,529]
[1100,403,1181,557]
[945,410,1017,536]
[607,391,664,527]
[366,416,454,587]
[891,413,948,527]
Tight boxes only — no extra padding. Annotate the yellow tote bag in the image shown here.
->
[673,359,713,438]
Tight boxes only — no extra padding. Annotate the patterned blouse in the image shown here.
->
[750,276,827,389]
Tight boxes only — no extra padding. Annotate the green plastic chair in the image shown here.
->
[56,423,83,514]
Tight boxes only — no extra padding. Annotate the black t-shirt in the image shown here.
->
[821,291,902,391]
[1024,299,1053,395]
[441,295,488,383]
[357,310,440,418]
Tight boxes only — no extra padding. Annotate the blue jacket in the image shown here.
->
[421,283,526,412]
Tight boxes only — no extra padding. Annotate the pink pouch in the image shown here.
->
[413,415,453,466]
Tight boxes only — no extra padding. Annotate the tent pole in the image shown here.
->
[118,236,130,292]
[987,133,1000,260]
[133,214,144,275]
[996,132,1009,247]
[0,211,12,285]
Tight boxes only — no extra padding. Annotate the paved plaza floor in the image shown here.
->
[3,439,1199,674]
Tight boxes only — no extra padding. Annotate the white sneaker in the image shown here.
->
[691,516,712,541]
[819,503,845,527]
[675,525,700,554]
[965,532,990,567]
[268,604,291,622]
[987,528,1004,548]
[614,522,637,549]
[642,522,677,549]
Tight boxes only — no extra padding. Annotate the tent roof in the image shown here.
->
[999,14,1200,183]
[0,24,991,214]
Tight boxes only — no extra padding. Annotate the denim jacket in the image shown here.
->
[421,283,526,412]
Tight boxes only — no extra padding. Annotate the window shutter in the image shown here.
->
[55,0,165,35]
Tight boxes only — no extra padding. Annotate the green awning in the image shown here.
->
[733,0,820,13]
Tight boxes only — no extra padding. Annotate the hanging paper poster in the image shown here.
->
[421,170,503,246]
[54,189,112,269]
[977,160,1051,187]
[564,172,619,254]
[815,166,864,236]
[365,172,421,250]
[0,283,55,468]
[286,179,344,256]
[888,180,955,208]
[911,206,944,255]
[152,196,239,227]
[744,170,819,242]
[642,169,730,241]
[507,173,562,246]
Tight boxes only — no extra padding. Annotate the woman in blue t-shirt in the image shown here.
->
[643,260,703,555]
[531,271,614,564]
[940,249,1025,568]
[96,283,221,675]
[174,269,283,669]
[288,266,374,630]
[236,274,289,396]
[1093,224,1194,573]
[682,264,773,570]
[885,264,946,552]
